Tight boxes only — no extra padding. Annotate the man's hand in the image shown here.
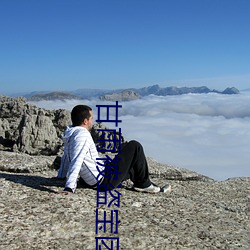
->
[59,190,73,195]
[57,187,74,195]
[63,187,74,193]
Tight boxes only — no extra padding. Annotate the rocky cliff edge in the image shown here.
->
[0,96,249,249]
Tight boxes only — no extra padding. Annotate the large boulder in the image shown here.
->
[17,110,60,154]
[0,96,124,155]
[0,96,71,155]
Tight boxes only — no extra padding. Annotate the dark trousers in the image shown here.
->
[101,140,151,190]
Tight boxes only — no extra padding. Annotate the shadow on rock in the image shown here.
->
[0,172,65,193]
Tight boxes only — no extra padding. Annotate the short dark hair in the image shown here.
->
[71,105,92,126]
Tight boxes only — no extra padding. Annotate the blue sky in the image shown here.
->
[0,0,250,95]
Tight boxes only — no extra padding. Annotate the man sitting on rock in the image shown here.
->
[57,105,171,194]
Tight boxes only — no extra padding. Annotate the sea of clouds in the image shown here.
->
[30,92,250,181]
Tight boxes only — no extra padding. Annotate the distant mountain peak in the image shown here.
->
[99,90,141,101]
[222,87,240,94]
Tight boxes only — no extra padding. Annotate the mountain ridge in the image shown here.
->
[9,84,240,101]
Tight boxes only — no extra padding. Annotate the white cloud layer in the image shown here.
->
[30,92,250,181]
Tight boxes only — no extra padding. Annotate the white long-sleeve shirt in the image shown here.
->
[57,126,105,192]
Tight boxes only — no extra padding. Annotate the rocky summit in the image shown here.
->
[0,96,125,155]
[0,96,249,249]
[99,90,141,102]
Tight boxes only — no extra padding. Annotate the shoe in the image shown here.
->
[133,183,161,193]
[160,184,171,193]
[133,183,171,193]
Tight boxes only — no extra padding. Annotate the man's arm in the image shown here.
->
[64,130,90,193]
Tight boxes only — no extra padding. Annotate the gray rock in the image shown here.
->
[0,154,249,249]
[0,151,55,173]
[0,96,71,155]
[0,95,249,249]
[91,123,127,153]
[17,111,59,154]
[0,96,123,155]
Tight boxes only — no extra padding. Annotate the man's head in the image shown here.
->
[71,105,93,131]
